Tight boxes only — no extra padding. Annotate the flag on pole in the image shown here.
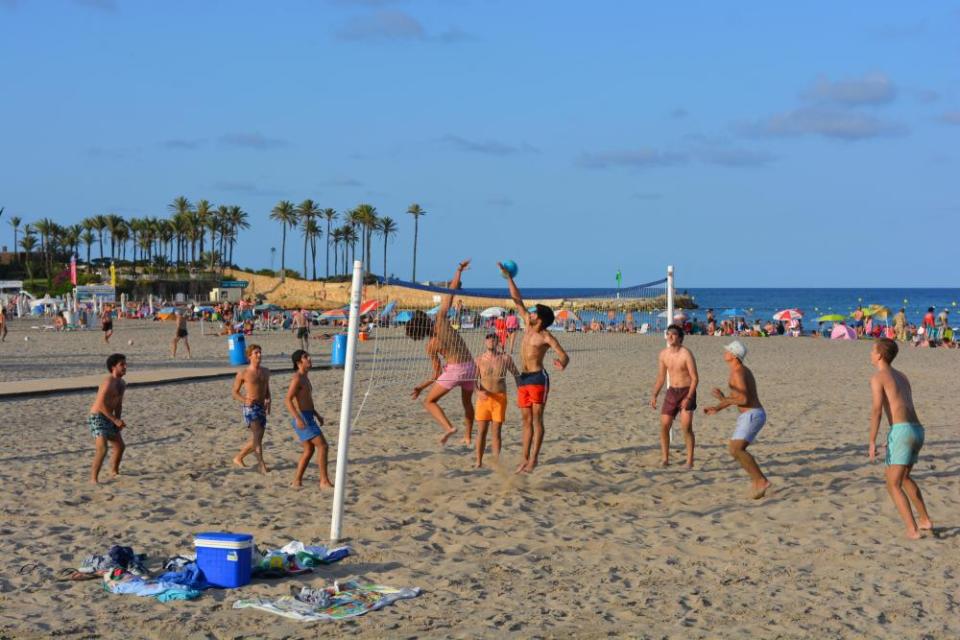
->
[70,255,77,285]
[110,262,116,287]
[615,269,622,286]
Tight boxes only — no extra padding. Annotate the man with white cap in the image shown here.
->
[704,340,771,499]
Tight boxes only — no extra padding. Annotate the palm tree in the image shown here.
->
[377,216,398,280]
[20,227,37,281]
[80,228,95,267]
[353,203,379,276]
[92,214,108,262]
[168,196,193,265]
[195,199,214,261]
[331,227,344,276]
[226,205,249,268]
[269,200,298,281]
[303,218,321,280]
[105,214,124,260]
[8,216,21,264]
[64,224,82,262]
[295,199,321,279]
[342,224,358,273]
[407,203,426,281]
[321,208,337,278]
[33,218,56,286]
[114,221,130,263]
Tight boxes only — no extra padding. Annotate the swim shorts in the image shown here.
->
[731,408,766,443]
[177,328,188,338]
[476,392,507,422]
[886,422,924,466]
[291,409,324,442]
[88,413,119,439]
[243,402,267,428]
[436,361,477,391]
[297,327,310,339]
[662,386,697,416]
[102,321,113,332]
[517,370,549,408]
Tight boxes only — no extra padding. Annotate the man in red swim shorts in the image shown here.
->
[650,324,700,468]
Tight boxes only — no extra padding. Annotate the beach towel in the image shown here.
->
[252,542,351,578]
[233,580,421,622]
[102,568,202,601]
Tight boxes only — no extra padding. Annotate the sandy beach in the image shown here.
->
[1,319,958,638]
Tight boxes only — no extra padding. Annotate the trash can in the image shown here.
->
[331,333,347,367]
[228,334,248,366]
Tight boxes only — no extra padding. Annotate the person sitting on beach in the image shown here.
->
[285,350,333,489]
[101,306,113,344]
[408,259,477,446]
[500,261,570,474]
[650,324,699,468]
[704,340,771,499]
[868,338,933,539]
[171,311,192,358]
[54,311,67,331]
[232,343,271,474]
[88,353,128,484]
[473,332,520,469]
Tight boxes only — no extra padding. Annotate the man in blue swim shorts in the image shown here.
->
[704,341,771,499]
[869,338,933,540]
[284,350,333,489]
[231,343,272,474]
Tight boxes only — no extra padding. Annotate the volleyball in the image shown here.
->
[128,339,134,346]
[24,336,29,342]
[500,260,518,279]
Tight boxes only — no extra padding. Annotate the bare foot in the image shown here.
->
[291,480,303,488]
[258,462,270,474]
[474,461,482,469]
[514,460,528,474]
[438,429,456,446]
[524,461,538,473]
[752,480,772,499]
[462,437,472,446]
[684,462,694,470]
[233,456,247,468]
[918,518,933,531]
[89,477,99,485]
[320,479,334,489]
[906,529,922,540]
[659,459,669,468]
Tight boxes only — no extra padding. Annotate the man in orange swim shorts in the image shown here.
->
[474,332,519,468]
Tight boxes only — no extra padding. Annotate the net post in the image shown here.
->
[666,265,675,446]
[330,259,364,543]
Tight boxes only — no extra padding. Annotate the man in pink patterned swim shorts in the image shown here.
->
[408,259,477,446]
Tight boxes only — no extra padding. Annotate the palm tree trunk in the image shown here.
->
[412,217,419,281]
[325,220,331,278]
[383,236,388,280]
[280,224,287,282]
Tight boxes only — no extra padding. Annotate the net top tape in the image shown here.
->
[373,277,668,301]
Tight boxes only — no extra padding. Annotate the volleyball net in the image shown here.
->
[329,262,677,540]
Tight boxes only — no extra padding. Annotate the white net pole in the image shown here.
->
[666,265,675,445]
[330,259,364,543]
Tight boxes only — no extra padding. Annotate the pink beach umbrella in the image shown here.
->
[830,324,857,340]
[773,308,803,321]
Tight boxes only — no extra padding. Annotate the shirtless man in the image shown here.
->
[868,338,933,539]
[500,262,570,473]
[0,306,8,341]
[171,311,192,358]
[88,353,128,483]
[232,343,271,473]
[474,332,520,468]
[101,306,113,343]
[292,310,310,351]
[650,324,699,468]
[285,350,333,489]
[704,340,771,499]
[408,259,476,446]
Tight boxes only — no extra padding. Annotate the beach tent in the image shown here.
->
[395,310,413,323]
[378,301,397,318]
[480,306,506,318]
[831,324,856,340]
[425,305,456,318]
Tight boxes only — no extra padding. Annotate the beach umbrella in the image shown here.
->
[395,310,413,323]
[480,306,507,318]
[865,305,890,319]
[657,310,687,319]
[831,324,857,340]
[816,314,846,323]
[379,301,397,318]
[773,309,803,321]
[319,307,349,319]
[358,300,380,315]
[721,308,750,317]
[555,308,581,323]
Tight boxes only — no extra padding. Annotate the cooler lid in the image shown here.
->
[194,531,253,543]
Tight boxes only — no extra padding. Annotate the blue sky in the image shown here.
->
[1,1,958,287]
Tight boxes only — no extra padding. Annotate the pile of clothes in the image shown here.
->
[252,541,351,578]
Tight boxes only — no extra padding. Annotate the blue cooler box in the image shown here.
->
[194,532,253,588]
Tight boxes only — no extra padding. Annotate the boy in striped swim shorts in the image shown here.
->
[868,338,933,540]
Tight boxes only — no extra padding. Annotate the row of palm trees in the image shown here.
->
[269,201,427,282]
[5,198,429,287]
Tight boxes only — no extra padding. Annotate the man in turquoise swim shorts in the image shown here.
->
[869,338,933,540]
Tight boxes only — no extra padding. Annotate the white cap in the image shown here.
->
[724,340,747,361]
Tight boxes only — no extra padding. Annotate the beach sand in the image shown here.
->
[1,319,958,638]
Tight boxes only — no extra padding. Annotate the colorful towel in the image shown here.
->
[233,580,421,622]
[252,542,351,578]
[102,568,202,601]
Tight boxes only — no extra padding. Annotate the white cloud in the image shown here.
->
[801,73,897,107]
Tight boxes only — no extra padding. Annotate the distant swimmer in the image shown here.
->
[868,338,933,540]
[232,343,272,474]
[171,310,192,358]
[650,324,699,468]
[88,354,128,484]
[500,262,569,474]
[285,350,333,489]
[704,340,771,499]
[407,259,476,446]
[473,331,520,469]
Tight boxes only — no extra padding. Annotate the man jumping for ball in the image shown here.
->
[407,259,477,446]
[500,262,569,473]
